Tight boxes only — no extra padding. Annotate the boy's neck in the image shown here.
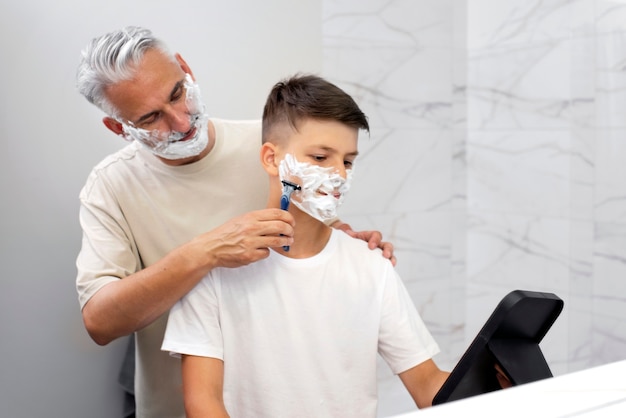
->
[274,207,332,259]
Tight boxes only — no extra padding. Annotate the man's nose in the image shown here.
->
[165,105,192,133]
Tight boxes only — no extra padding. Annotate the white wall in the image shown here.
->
[464,0,626,375]
[0,1,320,416]
[323,1,626,416]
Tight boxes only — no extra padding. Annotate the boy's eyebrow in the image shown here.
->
[318,146,359,157]
[134,78,185,125]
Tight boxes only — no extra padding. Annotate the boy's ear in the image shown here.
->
[260,142,280,176]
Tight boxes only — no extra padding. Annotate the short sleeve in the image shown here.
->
[161,273,224,360]
[76,176,140,309]
[377,265,440,374]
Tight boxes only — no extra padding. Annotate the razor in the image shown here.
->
[280,180,301,251]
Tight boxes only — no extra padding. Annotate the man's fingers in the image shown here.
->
[335,227,397,264]
[255,234,294,250]
[197,209,299,269]
[243,209,296,238]
[250,208,296,227]
[366,231,383,250]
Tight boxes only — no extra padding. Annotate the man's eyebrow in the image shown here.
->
[168,79,185,101]
[134,79,185,125]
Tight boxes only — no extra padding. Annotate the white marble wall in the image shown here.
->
[466,0,626,374]
[322,0,626,416]
[322,1,466,415]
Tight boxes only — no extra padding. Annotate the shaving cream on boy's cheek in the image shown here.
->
[278,153,353,223]
[120,74,209,160]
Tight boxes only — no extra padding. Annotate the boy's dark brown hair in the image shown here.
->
[262,74,369,143]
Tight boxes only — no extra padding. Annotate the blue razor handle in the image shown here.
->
[280,191,292,251]
[280,181,300,251]
[280,194,291,211]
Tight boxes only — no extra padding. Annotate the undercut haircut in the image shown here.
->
[262,74,369,143]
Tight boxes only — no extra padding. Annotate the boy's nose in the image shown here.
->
[335,165,348,180]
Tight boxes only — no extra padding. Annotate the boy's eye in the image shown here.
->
[344,160,354,168]
[312,155,326,162]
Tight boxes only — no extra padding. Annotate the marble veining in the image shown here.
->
[323,1,626,416]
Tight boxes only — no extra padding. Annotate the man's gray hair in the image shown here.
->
[76,26,173,117]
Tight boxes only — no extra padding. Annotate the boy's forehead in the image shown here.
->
[293,118,357,135]
[285,119,359,151]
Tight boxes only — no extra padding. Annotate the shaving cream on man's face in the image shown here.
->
[120,74,209,160]
[278,153,353,223]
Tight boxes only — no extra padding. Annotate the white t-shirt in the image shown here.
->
[76,119,268,418]
[163,229,440,418]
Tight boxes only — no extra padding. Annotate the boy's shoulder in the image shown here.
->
[333,229,386,263]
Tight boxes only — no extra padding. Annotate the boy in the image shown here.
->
[162,74,449,417]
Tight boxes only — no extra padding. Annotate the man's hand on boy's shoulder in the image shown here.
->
[331,221,397,266]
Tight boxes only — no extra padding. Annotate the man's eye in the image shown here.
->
[312,155,326,162]
[138,114,160,128]
[172,87,184,102]
[344,161,354,168]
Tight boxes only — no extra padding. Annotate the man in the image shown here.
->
[162,74,449,417]
[75,27,394,417]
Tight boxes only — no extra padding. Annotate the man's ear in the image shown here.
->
[175,53,194,81]
[103,117,125,137]
[260,142,280,176]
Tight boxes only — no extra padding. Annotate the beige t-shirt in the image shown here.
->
[76,118,268,417]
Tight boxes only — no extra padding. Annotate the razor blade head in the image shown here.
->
[281,180,301,191]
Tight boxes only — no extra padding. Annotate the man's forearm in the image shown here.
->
[81,208,296,345]
[81,243,214,345]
